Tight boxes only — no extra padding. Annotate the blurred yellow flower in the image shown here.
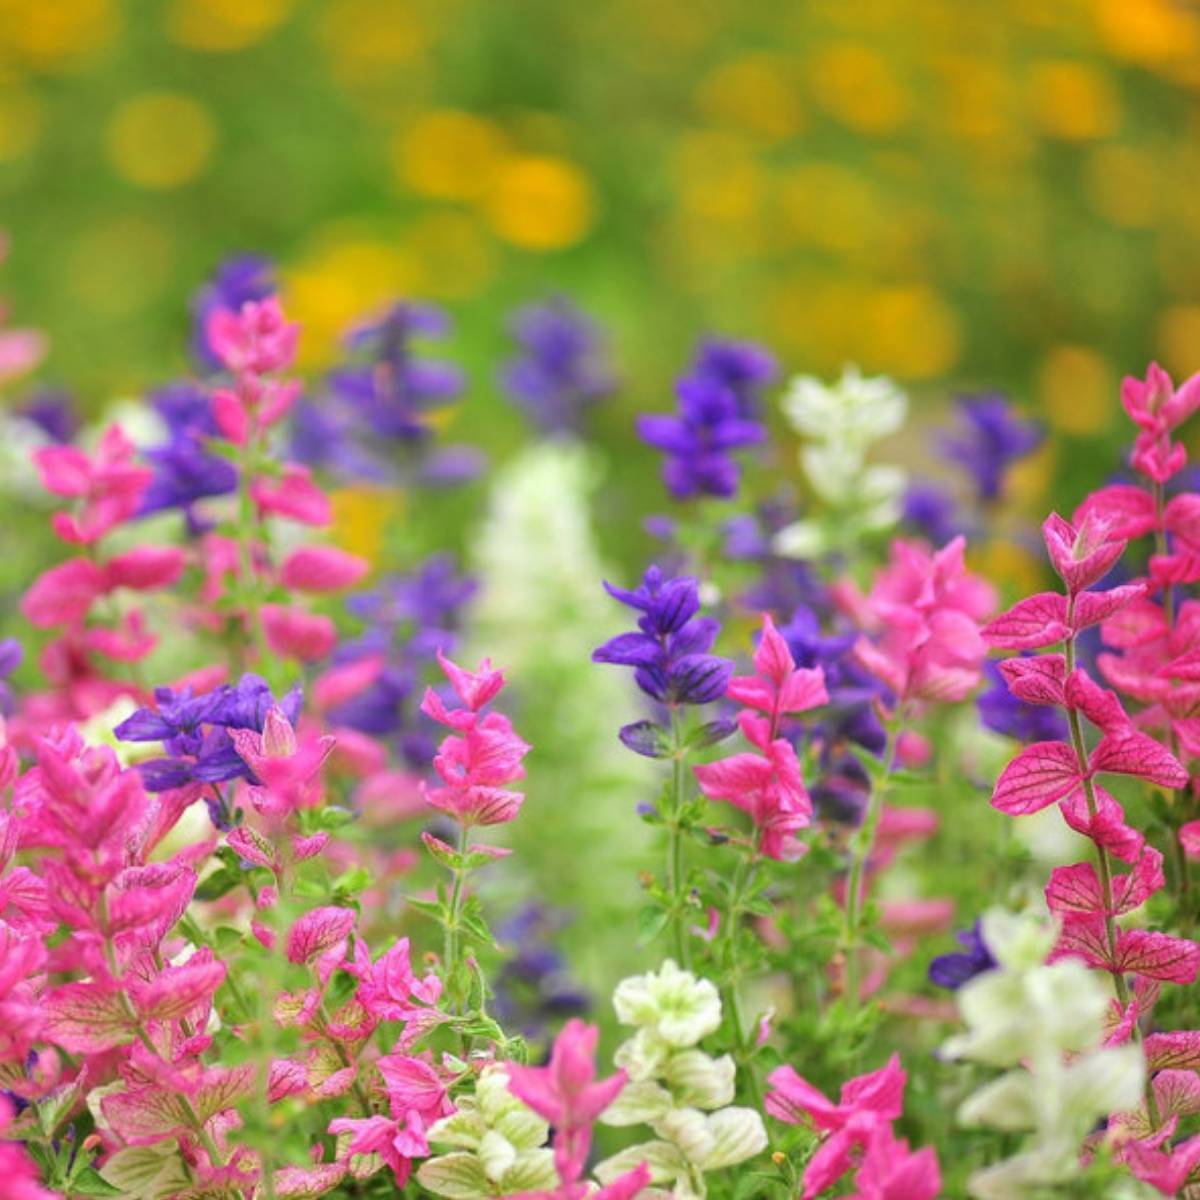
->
[167,0,293,52]
[318,0,428,81]
[0,0,116,71]
[970,537,1043,598]
[862,286,961,379]
[105,92,216,189]
[485,155,595,250]
[1156,306,1200,380]
[776,162,879,258]
[284,235,423,367]
[1092,0,1199,67]
[1038,345,1114,435]
[0,87,41,162]
[808,42,910,134]
[394,110,507,201]
[694,54,804,142]
[330,486,404,564]
[1028,61,1119,141]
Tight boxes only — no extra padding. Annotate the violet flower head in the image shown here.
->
[138,383,238,529]
[939,394,1043,503]
[928,920,998,989]
[976,660,1069,743]
[902,482,963,546]
[593,566,734,729]
[191,255,275,372]
[18,391,78,444]
[500,295,615,436]
[691,337,778,419]
[0,637,22,716]
[637,340,769,500]
[494,905,590,1042]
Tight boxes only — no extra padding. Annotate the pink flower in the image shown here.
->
[327,1114,417,1186]
[21,558,107,628]
[34,425,151,544]
[377,1052,453,1127]
[103,546,186,591]
[231,706,335,816]
[1117,362,1200,485]
[507,1019,628,1185]
[766,1054,908,1200]
[286,906,357,984]
[1042,511,1125,595]
[725,614,828,729]
[694,728,812,861]
[251,464,331,526]
[420,652,529,829]
[847,1123,941,1200]
[260,604,337,662]
[854,536,995,704]
[280,545,370,592]
[348,936,442,1022]
[206,296,299,375]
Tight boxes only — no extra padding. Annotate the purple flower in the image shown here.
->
[0,637,22,716]
[500,296,614,435]
[115,674,302,793]
[593,566,733,709]
[191,255,275,372]
[928,920,998,989]
[939,394,1042,503]
[902,482,962,545]
[691,338,778,419]
[137,384,238,531]
[18,391,78,444]
[637,340,770,500]
[976,660,1069,743]
[494,905,590,1041]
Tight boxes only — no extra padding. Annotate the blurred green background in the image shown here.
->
[3,0,1200,458]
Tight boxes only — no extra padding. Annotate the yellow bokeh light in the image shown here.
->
[330,486,404,564]
[863,285,961,379]
[808,42,910,134]
[0,0,117,70]
[776,162,879,257]
[283,235,423,367]
[318,0,427,80]
[167,0,293,52]
[405,211,496,300]
[694,54,804,142]
[485,155,595,251]
[1028,61,1119,141]
[1156,306,1200,380]
[105,92,216,189]
[1038,345,1115,435]
[394,110,507,201]
[1093,0,1199,66]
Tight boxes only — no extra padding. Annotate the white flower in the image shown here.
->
[782,365,907,445]
[613,960,722,1048]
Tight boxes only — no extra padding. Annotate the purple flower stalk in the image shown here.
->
[928,920,998,989]
[499,295,614,436]
[0,638,22,716]
[637,338,773,500]
[976,659,1069,743]
[939,394,1043,503]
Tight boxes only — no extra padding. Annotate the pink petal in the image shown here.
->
[991,741,1081,815]
[982,593,1069,650]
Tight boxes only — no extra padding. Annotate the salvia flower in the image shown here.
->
[593,567,733,720]
[928,920,998,990]
[499,295,615,435]
[938,393,1043,503]
[637,339,769,500]
[190,254,275,371]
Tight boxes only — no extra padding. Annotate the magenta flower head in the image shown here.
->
[419,650,530,828]
[206,296,299,376]
[1042,511,1125,595]
[507,1017,627,1185]
[1120,362,1200,484]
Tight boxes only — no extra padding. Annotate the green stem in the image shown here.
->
[443,823,470,1005]
[841,721,902,1009]
[667,705,690,968]
[721,856,763,1110]
[234,427,271,670]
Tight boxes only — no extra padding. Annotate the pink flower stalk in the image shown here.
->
[231,706,336,817]
[260,603,337,662]
[766,1054,926,1200]
[33,425,152,545]
[251,464,332,526]
[206,296,299,376]
[694,614,825,861]
[280,545,371,593]
[853,536,995,704]
[507,1018,628,1185]
[347,936,443,1024]
[420,651,530,829]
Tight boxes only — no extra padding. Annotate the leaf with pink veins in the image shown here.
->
[982,594,1070,650]
[1089,731,1187,789]
[43,981,135,1054]
[991,741,1081,815]
[287,906,357,983]
[130,956,227,1023]
[1042,512,1126,595]
[1062,669,1129,732]
[1058,787,1145,863]
[1046,847,1164,921]
[1146,1031,1200,1072]
[1071,583,1149,630]
[997,654,1067,706]
[1074,483,1158,541]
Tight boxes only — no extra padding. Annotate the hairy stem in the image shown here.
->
[667,704,691,968]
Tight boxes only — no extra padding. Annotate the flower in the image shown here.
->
[499,295,614,435]
[190,254,275,371]
[593,566,733,711]
[928,920,998,990]
[976,660,1069,743]
[206,295,299,376]
[637,340,768,500]
[939,393,1042,503]
[612,960,721,1050]
[507,1018,628,1184]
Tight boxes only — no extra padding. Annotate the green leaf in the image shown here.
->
[101,1143,193,1200]
[68,1167,124,1197]
[406,895,446,923]
[637,904,669,944]
[193,867,242,902]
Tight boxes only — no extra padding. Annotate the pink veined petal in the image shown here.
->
[982,593,1069,650]
[280,546,370,592]
[1100,596,1169,649]
[764,1064,839,1128]
[1151,1070,1200,1121]
[1074,484,1158,541]
[131,956,226,1022]
[1163,493,1200,549]
[1058,785,1146,863]
[839,1053,906,1121]
[1090,731,1187,788]
[725,675,776,711]
[1115,928,1200,985]
[752,613,796,685]
[693,753,772,802]
[1063,669,1129,732]
[991,741,1081,815]
[1146,1031,1200,1072]
[997,654,1067,706]
[103,546,186,591]
[1071,583,1149,632]
[286,906,357,967]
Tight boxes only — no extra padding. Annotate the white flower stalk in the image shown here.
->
[944,909,1146,1199]
[418,1065,557,1198]
[597,963,766,1198]
[469,441,654,989]
[774,365,908,558]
